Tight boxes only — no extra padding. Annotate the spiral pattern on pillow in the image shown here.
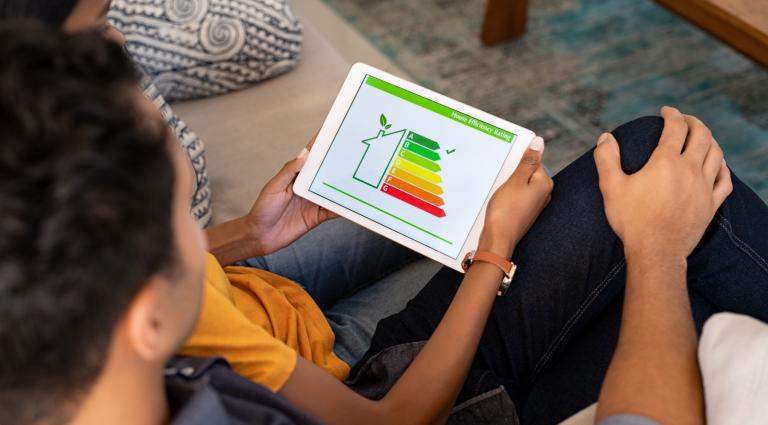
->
[110,0,303,101]
[165,0,209,24]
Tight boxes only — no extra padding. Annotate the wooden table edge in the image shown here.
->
[655,0,768,67]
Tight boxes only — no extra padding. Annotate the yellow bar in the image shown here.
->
[393,158,442,184]
[389,167,444,195]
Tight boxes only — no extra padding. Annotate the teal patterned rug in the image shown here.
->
[320,0,768,202]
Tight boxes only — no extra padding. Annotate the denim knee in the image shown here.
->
[610,116,664,175]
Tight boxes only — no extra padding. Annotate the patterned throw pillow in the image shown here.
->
[110,0,303,101]
[142,76,213,227]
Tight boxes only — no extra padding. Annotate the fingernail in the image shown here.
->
[530,137,544,152]
[597,133,609,145]
[297,148,309,160]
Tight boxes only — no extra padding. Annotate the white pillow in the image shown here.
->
[699,312,768,425]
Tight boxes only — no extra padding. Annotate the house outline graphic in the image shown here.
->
[353,124,448,218]
[352,129,407,188]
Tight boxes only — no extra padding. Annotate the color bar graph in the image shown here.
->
[385,175,444,206]
[381,183,446,217]
[392,158,442,183]
[398,149,441,172]
[389,167,443,195]
[406,131,440,150]
[380,131,446,218]
[402,140,440,161]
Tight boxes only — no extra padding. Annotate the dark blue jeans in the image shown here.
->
[358,116,768,424]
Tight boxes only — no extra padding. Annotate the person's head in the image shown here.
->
[0,0,124,43]
[0,22,206,424]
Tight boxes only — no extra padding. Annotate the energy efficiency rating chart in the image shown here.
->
[309,74,518,258]
[380,131,446,217]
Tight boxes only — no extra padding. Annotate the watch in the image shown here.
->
[461,250,516,296]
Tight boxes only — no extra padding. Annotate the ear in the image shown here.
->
[123,277,173,362]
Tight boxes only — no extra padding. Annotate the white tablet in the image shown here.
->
[294,63,535,272]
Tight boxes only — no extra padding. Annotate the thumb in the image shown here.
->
[317,206,339,222]
[306,131,319,150]
[513,136,544,182]
[593,133,625,188]
[265,148,308,193]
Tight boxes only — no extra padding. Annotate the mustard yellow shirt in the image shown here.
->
[179,254,350,391]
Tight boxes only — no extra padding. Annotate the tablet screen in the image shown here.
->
[309,75,518,259]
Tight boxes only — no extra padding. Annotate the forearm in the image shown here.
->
[205,216,261,266]
[596,254,704,424]
[279,261,506,425]
[379,261,504,424]
[279,142,551,425]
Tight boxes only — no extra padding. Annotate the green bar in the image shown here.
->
[403,140,441,161]
[366,76,516,143]
[322,182,453,245]
[398,149,440,172]
[407,131,440,150]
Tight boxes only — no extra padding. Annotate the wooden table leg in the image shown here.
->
[482,0,529,46]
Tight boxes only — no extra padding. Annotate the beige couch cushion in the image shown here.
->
[560,312,768,425]
[699,312,768,425]
[173,21,350,224]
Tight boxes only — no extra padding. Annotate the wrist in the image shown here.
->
[624,243,687,264]
[624,246,687,275]
[477,239,515,259]
[463,261,509,295]
[206,216,264,265]
[239,215,267,256]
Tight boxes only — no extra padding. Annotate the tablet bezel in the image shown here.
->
[293,63,535,272]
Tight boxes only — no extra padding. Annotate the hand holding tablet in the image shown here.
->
[477,136,550,260]
[294,63,542,272]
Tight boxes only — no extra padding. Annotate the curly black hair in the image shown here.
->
[0,21,175,425]
[0,0,78,25]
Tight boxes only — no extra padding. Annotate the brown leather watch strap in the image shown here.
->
[461,250,517,296]
[472,250,514,275]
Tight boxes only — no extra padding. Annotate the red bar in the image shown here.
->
[381,183,446,217]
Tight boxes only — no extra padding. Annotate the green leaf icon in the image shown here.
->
[380,114,387,127]
[385,124,392,129]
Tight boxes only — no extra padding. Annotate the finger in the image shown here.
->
[266,153,306,192]
[306,130,320,150]
[682,115,713,166]
[702,138,724,186]
[513,137,544,183]
[658,106,688,154]
[594,132,626,189]
[712,160,733,207]
[318,207,339,222]
[529,165,553,190]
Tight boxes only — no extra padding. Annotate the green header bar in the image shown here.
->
[365,75,516,143]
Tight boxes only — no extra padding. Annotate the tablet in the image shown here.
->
[294,63,535,272]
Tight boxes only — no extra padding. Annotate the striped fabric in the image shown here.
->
[142,76,213,226]
[110,0,303,102]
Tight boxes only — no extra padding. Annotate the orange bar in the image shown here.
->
[381,183,446,218]
[389,166,443,195]
[385,175,445,206]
